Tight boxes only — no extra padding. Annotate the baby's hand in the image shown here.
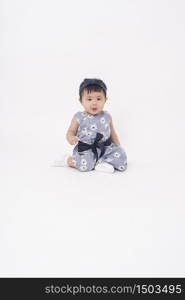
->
[68,135,79,145]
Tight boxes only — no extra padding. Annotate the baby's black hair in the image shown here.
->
[79,78,107,100]
[79,84,106,100]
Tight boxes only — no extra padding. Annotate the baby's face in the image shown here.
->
[80,90,107,115]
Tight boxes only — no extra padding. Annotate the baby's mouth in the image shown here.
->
[92,108,97,111]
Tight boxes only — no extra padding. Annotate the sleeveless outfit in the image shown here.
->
[72,110,127,172]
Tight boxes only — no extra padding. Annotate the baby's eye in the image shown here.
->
[87,99,92,101]
[97,98,101,101]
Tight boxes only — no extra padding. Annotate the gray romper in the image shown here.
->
[72,110,127,172]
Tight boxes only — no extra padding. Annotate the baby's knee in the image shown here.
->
[112,146,127,172]
[116,162,127,172]
[119,151,127,172]
[113,146,127,160]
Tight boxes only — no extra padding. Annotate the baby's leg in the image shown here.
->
[102,144,127,172]
[71,147,96,172]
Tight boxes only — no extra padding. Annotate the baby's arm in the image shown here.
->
[66,117,79,145]
[109,115,121,145]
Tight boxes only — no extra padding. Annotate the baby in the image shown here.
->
[56,78,127,173]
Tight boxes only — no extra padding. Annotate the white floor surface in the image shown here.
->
[0,149,185,277]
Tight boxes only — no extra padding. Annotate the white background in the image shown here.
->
[1,0,185,277]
